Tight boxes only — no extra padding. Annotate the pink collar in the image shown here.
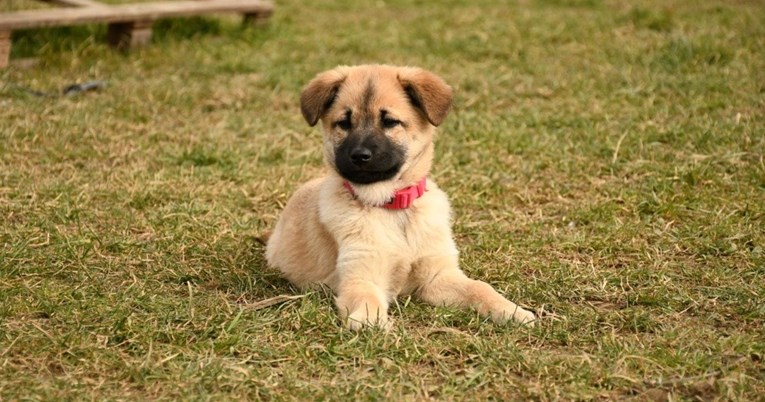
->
[343,177,427,210]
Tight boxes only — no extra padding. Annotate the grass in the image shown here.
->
[1,0,764,399]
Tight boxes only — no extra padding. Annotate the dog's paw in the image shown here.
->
[492,305,537,327]
[513,308,536,327]
[345,311,391,331]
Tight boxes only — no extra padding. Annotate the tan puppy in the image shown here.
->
[266,65,535,329]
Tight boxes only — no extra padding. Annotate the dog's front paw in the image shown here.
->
[513,308,536,327]
[492,304,537,327]
[345,310,391,331]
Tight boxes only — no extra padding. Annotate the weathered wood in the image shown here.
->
[39,0,109,8]
[243,11,271,26]
[0,0,274,30]
[0,30,10,69]
[107,19,152,50]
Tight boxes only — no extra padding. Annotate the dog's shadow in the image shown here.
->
[215,235,336,315]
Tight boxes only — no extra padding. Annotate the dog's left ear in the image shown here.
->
[398,68,453,127]
[300,69,347,127]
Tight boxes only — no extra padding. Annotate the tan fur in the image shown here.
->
[266,65,535,330]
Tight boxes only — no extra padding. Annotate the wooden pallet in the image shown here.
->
[0,0,274,67]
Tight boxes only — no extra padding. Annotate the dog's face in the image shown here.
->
[300,65,453,185]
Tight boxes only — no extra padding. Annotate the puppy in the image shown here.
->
[266,65,536,329]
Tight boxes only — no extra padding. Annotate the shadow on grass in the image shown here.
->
[207,237,297,300]
[10,25,103,58]
[9,16,238,59]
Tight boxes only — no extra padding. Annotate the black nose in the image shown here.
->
[350,147,373,165]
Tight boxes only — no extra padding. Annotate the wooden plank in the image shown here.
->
[0,30,10,69]
[107,19,152,50]
[243,10,270,26]
[0,0,274,30]
[39,0,109,8]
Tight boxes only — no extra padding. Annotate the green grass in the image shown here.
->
[1,0,764,399]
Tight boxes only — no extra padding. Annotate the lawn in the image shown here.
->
[1,0,763,400]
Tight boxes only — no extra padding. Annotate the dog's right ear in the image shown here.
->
[300,69,347,127]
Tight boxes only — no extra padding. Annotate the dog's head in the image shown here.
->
[300,65,452,185]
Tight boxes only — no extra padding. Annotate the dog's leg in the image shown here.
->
[335,275,391,330]
[415,255,536,326]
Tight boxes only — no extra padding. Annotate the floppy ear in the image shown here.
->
[300,69,347,126]
[398,68,453,126]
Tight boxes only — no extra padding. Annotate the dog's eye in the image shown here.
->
[334,119,352,131]
[382,118,401,129]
